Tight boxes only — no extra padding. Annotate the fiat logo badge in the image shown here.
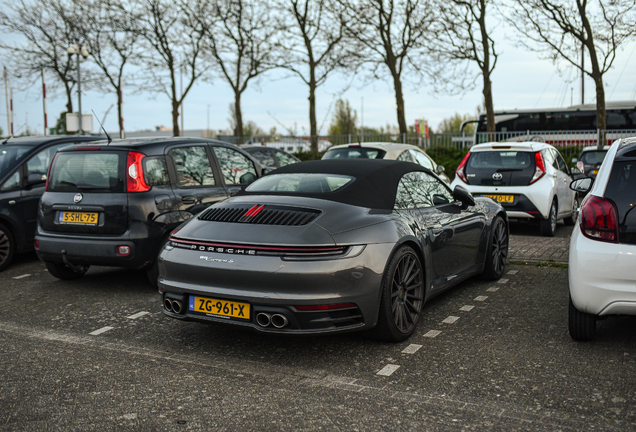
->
[73,193,83,203]
[492,172,503,181]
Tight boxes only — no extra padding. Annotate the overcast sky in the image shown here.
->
[2,26,636,136]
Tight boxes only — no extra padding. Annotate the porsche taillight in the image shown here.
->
[127,151,151,193]
[456,152,470,184]
[580,195,619,243]
[529,151,546,184]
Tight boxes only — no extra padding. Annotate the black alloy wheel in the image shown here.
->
[369,246,424,342]
[481,216,508,280]
[0,223,15,272]
[539,201,557,237]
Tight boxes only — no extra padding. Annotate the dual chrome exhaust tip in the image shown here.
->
[164,298,183,314]
[256,312,289,328]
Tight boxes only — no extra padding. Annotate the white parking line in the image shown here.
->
[423,330,442,338]
[402,344,422,354]
[474,296,488,302]
[459,305,474,312]
[127,311,150,319]
[507,270,519,275]
[89,326,114,336]
[377,364,400,376]
[487,287,500,292]
[498,279,509,284]
[442,316,460,324]
[13,274,31,280]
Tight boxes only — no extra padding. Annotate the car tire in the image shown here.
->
[539,200,557,237]
[568,295,596,341]
[0,223,15,272]
[563,196,579,226]
[45,261,89,280]
[367,245,424,342]
[146,235,171,287]
[481,215,508,280]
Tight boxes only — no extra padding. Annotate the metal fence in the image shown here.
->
[220,129,636,156]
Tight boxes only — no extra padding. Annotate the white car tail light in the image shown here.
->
[455,152,470,184]
[580,195,619,243]
[529,151,546,184]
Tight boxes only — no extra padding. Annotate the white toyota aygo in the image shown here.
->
[569,137,636,340]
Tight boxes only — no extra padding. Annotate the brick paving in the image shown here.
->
[508,235,570,264]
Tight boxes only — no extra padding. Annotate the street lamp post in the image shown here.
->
[68,40,89,135]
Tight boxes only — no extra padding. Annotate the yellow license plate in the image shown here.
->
[190,296,250,320]
[482,194,514,203]
[59,211,98,225]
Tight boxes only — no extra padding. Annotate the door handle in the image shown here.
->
[181,196,196,205]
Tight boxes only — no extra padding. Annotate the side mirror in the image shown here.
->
[436,165,445,174]
[26,173,47,187]
[570,166,582,175]
[452,185,475,208]
[570,177,593,193]
[239,172,257,185]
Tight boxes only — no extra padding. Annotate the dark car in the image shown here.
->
[35,137,264,284]
[159,159,509,342]
[241,145,300,169]
[572,146,609,179]
[0,135,101,271]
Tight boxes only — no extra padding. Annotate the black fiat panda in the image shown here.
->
[35,137,263,284]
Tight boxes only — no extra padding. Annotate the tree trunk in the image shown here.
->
[482,71,495,133]
[391,72,407,135]
[117,89,124,138]
[234,93,243,140]
[172,99,180,137]
[309,66,318,159]
[64,80,73,114]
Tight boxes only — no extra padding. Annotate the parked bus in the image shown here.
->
[475,101,636,147]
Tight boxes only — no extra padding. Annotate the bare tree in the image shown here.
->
[0,0,78,114]
[275,0,350,158]
[505,0,636,134]
[432,0,497,133]
[337,0,435,135]
[132,0,208,136]
[187,0,279,139]
[66,0,141,137]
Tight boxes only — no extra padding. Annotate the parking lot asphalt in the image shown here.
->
[3,222,636,431]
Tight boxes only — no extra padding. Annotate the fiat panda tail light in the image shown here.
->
[126,151,151,192]
[580,195,619,243]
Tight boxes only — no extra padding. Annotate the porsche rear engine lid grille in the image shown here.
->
[198,204,321,226]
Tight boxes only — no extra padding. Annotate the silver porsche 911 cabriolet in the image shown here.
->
[158,159,508,342]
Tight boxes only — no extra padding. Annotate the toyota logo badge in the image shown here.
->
[73,193,83,203]
[492,172,503,181]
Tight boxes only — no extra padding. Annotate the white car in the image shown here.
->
[568,137,636,341]
[450,141,577,236]
[322,142,450,183]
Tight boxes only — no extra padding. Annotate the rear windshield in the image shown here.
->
[580,150,607,165]
[465,151,535,186]
[605,160,636,244]
[246,173,353,194]
[48,152,124,193]
[467,151,533,169]
[0,145,30,176]
[323,147,387,160]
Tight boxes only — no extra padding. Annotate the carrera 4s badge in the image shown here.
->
[199,255,234,264]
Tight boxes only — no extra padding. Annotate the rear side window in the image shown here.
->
[143,156,169,186]
[275,150,297,167]
[48,152,124,193]
[213,147,257,185]
[581,150,607,165]
[170,146,216,187]
[322,148,387,160]
[0,145,29,176]
[410,150,435,170]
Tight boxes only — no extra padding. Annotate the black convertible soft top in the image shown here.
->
[237,159,434,210]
